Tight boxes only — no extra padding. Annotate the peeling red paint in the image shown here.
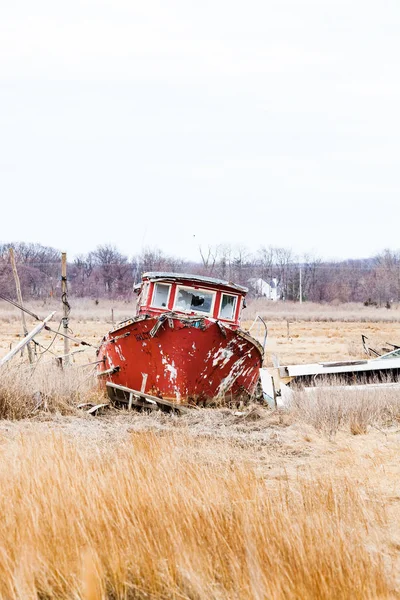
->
[98,273,263,405]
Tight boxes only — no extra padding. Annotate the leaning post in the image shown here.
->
[9,247,34,364]
[61,252,70,366]
[0,313,55,368]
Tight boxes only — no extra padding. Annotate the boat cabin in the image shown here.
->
[135,272,248,328]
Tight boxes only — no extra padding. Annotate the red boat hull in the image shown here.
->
[97,315,263,405]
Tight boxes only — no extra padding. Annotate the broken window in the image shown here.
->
[174,287,214,314]
[219,294,237,320]
[152,283,170,308]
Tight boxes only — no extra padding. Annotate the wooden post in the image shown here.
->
[61,253,70,366]
[9,248,34,364]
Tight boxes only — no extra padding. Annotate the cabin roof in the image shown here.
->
[142,272,248,293]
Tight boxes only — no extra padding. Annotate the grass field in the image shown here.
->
[0,298,400,598]
[2,298,400,367]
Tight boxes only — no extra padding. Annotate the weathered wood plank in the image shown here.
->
[106,382,188,413]
[0,313,56,368]
[61,253,70,365]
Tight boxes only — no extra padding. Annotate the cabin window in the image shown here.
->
[219,294,237,320]
[152,283,170,308]
[174,287,214,314]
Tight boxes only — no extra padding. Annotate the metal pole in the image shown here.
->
[61,253,70,366]
[9,248,34,364]
[257,315,268,352]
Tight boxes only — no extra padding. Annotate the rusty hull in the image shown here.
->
[97,313,263,405]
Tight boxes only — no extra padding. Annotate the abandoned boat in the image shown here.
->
[261,346,400,407]
[97,272,263,406]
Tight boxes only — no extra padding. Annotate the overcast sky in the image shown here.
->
[1,0,399,262]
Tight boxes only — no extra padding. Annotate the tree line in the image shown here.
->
[0,242,400,306]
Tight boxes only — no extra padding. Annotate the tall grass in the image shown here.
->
[290,383,400,437]
[0,363,101,419]
[0,431,394,599]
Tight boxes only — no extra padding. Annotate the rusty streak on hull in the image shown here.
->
[97,314,263,405]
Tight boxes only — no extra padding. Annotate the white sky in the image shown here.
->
[1,0,399,262]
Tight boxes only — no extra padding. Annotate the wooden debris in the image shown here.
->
[106,382,188,414]
[0,312,56,368]
[87,403,109,415]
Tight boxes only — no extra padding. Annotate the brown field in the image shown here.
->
[2,298,400,367]
[0,299,400,598]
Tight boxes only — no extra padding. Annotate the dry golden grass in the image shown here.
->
[0,362,398,598]
[0,363,103,419]
[290,383,400,438]
[0,301,400,598]
[0,430,396,600]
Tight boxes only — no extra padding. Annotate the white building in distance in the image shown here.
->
[248,278,280,301]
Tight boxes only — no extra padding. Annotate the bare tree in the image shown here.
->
[230,245,251,286]
[92,244,130,295]
[72,253,95,297]
[302,254,322,301]
[257,246,276,283]
[274,247,295,300]
[0,242,59,298]
[372,249,400,305]
[138,248,167,273]
[198,245,221,275]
